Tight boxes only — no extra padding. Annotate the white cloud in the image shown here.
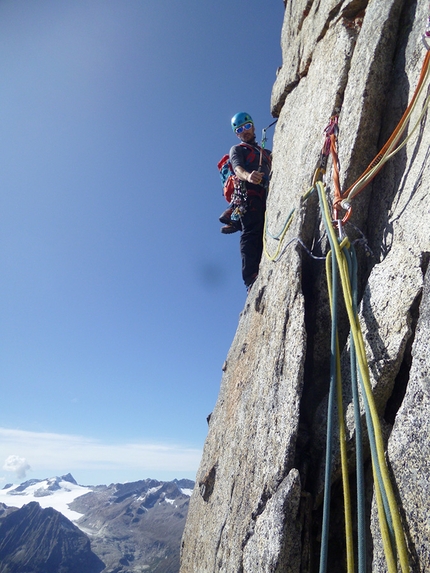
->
[3,454,31,479]
[0,427,201,482]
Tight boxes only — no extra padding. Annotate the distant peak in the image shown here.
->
[60,473,78,485]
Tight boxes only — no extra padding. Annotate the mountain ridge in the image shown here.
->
[0,501,105,573]
[0,473,194,573]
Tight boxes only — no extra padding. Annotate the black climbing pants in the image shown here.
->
[240,194,265,287]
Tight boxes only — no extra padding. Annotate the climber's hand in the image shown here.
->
[248,170,263,185]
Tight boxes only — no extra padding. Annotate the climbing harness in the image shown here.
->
[231,138,273,222]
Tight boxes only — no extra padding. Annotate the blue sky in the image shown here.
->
[0,0,284,485]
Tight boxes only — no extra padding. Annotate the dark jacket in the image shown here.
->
[229,142,272,198]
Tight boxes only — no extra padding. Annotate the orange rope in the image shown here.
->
[342,49,430,201]
[320,48,430,224]
[330,133,342,220]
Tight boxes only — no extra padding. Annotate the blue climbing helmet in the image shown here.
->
[231,112,253,132]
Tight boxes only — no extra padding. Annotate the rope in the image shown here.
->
[343,245,367,573]
[259,15,430,573]
[263,186,314,261]
[314,50,430,569]
[257,37,428,570]
[263,209,295,261]
[258,47,425,573]
[316,180,410,572]
[341,49,430,211]
[262,19,430,240]
[313,53,430,571]
[318,238,339,573]
[324,247,355,573]
[318,190,354,573]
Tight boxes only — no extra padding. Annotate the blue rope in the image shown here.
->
[265,209,296,240]
[318,184,339,573]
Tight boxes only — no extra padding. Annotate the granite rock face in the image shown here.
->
[181,0,430,571]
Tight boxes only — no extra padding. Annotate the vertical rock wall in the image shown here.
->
[181,0,430,571]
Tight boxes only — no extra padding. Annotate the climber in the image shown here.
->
[220,112,272,291]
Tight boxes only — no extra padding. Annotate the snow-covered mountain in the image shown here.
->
[0,474,195,573]
[0,473,93,521]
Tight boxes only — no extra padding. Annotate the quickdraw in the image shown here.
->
[230,177,248,221]
[259,120,277,172]
[261,119,278,151]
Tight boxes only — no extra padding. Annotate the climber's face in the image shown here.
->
[236,123,255,143]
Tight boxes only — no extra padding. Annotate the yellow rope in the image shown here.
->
[373,459,398,573]
[263,186,314,261]
[263,208,295,261]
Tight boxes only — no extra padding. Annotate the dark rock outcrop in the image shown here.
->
[0,501,105,573]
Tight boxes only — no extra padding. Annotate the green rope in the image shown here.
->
[343,243,366,572]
